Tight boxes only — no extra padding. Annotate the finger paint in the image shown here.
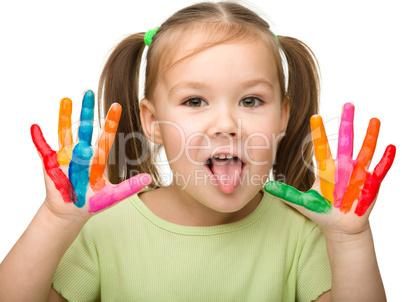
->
[89,103,122,192]
[341,118,380,213]
[31,124,77,203]
[310,115,335,203]
[69,91,95,208]
[334,103,355,207]
[57,98,74,165]
[88,174,152,213]
[355,145,396,216]
[264,181,332,214]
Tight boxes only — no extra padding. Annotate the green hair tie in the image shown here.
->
[144,27,160,46]
[270,29,279,43]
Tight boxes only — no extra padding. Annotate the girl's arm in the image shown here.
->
[0,203,86,301]
[265,103,394,301]
[322,227,385,301]
[0,92,151,301]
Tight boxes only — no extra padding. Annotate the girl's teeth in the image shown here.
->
[213,154,235,159]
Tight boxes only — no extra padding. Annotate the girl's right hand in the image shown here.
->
[30,90,151,223]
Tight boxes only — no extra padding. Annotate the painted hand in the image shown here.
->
[265,103,395,233]
[31,90,151,217]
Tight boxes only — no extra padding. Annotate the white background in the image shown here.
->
[1,0,401,299]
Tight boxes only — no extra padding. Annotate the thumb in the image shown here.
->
[88,173,152,213]
[264,181,332,215]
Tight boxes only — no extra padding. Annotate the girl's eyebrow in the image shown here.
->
[241,78,274,90]
[169,78,274,97]
[169,81,207,97]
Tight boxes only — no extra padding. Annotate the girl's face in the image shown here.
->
[141,37,289,214]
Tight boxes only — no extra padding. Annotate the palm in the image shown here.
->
[265,103,395,235]
[31,91,151,221]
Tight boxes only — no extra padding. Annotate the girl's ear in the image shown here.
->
[140,98,163,144]
[280,96,290,134]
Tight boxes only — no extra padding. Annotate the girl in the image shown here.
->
[0,1,396,301]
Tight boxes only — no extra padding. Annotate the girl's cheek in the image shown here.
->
[243,131,276,165]
[160,125,186,163]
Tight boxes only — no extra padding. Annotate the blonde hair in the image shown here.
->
[98,1,320,191]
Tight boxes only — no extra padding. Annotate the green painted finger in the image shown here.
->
[264,181,332,214]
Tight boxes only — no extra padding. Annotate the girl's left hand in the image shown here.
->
[265,103,396,237]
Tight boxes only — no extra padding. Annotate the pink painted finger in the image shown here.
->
[355,145,396,216]
[88,174,152,213]
[341,118,380,214]
[31,124,77,203]
[334,103,355,207]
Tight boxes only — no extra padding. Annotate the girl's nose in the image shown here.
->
[208,107,239,139]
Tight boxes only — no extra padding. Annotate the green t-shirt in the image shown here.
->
[53,190,331,301]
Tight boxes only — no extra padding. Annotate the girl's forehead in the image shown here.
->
[160,37,278,86]
[151,41,281,104]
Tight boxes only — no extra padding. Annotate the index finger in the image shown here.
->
[310,115,335,202]
[310,115,332,163]
[78,90,95,146]
[89,103,122,191]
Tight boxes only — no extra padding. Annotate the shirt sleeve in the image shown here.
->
[52,223,101,302]
[296,225,332,302]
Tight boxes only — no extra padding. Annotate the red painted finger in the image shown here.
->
[31,124,77,203]
[355,145,396,216]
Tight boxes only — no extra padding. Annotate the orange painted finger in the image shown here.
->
[57,98,74,165]
[341,118,380,213]
[89,103,122,191]
[355,118,380,169]
[310,115,335,202]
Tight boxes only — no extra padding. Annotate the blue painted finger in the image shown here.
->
[69,90,95,208]
[78,90,95,145]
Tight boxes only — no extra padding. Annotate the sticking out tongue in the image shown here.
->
[210,157,242,194]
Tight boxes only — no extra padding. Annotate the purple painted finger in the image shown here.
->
[334,103,355,207]
[88,174,152,213]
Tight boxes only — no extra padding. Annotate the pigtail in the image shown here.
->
[273,36,320,192]
[98,33,160,187]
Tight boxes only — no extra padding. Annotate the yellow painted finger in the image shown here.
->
[57,98,74,165]
[310,115,335,203]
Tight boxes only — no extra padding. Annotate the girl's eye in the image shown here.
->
[184,98,207,107]
[240,97,262,108]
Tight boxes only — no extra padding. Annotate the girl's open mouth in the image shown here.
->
[205,154,244,194]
